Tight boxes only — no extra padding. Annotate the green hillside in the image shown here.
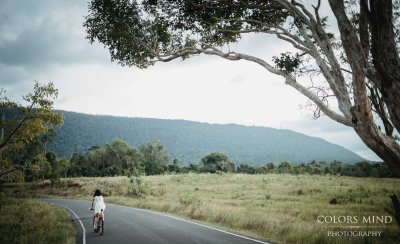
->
[48,111,365,164]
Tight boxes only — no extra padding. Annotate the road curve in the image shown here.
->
[41,199,270,244]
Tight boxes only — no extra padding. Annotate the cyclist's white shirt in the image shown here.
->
[94,195,106,214]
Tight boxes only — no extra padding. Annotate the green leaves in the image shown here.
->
[272,52,301,74]
[0,82,63,183]
[200,152,236,173]
[84,0,153,68]
[0,82,62,150]
[140,139,169,175]
[85,139,145,177]
[84,0,288,67]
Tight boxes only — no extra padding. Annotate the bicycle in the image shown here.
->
[90,208,104,235]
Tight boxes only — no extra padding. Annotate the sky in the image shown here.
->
[0,0,380,161]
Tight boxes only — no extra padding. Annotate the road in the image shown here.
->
[41,199,270,244]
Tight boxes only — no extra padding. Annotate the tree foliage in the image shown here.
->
[0,82,63,184]
[84,0,289,68]
[234,160,392,177]
[200,152,236,173]
[140,139,169,175]
[85,0,400,176]
[68,139,145,177]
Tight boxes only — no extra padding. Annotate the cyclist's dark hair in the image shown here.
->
[94,189,102,197]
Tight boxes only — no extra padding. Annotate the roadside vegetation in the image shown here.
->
[4,174,399,244]
[0,197,75,244]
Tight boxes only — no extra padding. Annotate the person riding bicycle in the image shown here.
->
[91,189,106,230]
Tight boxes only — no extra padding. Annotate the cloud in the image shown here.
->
[0,64,30,86]
[0,0,108,88]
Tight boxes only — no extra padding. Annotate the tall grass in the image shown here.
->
[5,174,400,243]
[0,197,76,244]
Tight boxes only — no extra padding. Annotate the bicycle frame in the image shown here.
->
[90,208,104,235]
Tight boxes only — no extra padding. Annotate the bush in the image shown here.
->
[128,177,148,198]
[329,198,338,204]
[179,195,200,206]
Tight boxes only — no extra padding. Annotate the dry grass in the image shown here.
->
[0,197,76,244]
[5,173,400,243]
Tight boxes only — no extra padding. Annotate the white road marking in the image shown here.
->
[44,199,270,244]
[118,205,269,244]
[48,201,86,244]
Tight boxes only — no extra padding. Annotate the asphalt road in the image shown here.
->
[41,199,269,244]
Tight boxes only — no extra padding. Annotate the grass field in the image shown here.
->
[0,197,76,244]
[4,173,400,243]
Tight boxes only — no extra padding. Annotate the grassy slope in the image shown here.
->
[5,174,400,243]
[0,197,76,244]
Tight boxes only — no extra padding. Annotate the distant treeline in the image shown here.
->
[27,139,393,181]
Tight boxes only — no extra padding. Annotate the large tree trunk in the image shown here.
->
[350,70,400,177]
[353,121,400,177]
[390,194,400,226]
[329,0,400,177]
[369,0,400,133]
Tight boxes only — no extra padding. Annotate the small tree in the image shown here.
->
[200,152,236,173]
[111,140,145,176]
[52,158,70,180]
[237,164,256,174]
[168,159,181,173]
[139,139,169,175]
[0,82,63,185]
[278,161,294,174]
[32,154,52,181]
[68,153,81,177]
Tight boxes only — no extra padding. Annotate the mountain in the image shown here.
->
[48,110,365,164]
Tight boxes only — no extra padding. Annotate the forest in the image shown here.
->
[48,110,364,164]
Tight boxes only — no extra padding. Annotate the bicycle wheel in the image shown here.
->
[98,217,104,235]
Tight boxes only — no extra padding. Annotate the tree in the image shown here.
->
[200,152,236,173]
[139,139,169,175]
[68,153,82,177]
[237,163,256,174]
[182,163,200,173]
[277,160,294,174]
[77,139,145,177]
[85,0,400,176]
[110,139,145,176]
[0,82,63,184]
[168,158,181,173]
[6,135,48,181]
[48,155,70,183]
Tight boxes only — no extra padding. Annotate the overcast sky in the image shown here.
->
[0,0,380,161]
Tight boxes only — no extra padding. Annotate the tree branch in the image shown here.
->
[180,46,352,127]
[0,90,44,150]
[296,23,353,118]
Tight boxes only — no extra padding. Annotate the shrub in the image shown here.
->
[179,195,199,206]
[329,198,338,204]
[127,177,147,198]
